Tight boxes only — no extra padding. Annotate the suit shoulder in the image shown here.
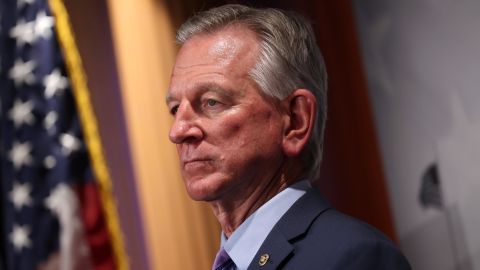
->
[291,209,411,269]
[311,209,393,243]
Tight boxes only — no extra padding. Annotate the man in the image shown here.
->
[166,4,411,270]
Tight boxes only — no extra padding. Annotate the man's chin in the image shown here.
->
[184,179,225,202]
[186,189,221,202]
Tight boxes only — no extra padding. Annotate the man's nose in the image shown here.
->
[169,104,203,144]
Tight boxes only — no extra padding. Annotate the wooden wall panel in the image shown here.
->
[105,0,220,269]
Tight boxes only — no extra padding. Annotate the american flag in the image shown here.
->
[0,0,116,269]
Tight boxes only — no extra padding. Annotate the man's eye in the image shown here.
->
[206,99,218,107]
[170,105,179,115]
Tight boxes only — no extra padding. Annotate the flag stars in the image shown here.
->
[8,59,36,86]
[45,184,73,215]
[10,224,32,252]
[44,69,68,98]
[34,11,55,40]
[44,155,57,169]
[44,111,58,131]
[10,182,33,210]
[9,10,55,48]
[8,99,35,127]
[9,141,33,170]
[60,133,81,155]
[9,20,35,47]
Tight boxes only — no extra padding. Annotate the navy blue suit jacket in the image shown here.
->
[247,188,411,269]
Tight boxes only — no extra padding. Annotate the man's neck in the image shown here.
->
[210,176,289,238]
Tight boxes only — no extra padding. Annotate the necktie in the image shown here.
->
[212,248,235,270]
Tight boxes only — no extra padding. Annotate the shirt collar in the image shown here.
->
[220,180,311,269]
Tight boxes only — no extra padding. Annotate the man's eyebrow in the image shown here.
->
[165,93,174,104]
[198,83,236,98]
[165,83,237,104]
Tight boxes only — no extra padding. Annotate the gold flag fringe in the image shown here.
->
[48,0,129,269]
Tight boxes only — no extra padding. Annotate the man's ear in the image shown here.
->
[282,89,317,157]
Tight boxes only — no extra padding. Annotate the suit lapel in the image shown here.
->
[247,188,330,270]
[247,228,293,270]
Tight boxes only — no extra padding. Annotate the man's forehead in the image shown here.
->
[167,26,261,103]
[174,26,260,69]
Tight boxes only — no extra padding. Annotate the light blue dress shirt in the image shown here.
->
[220,180,311,270]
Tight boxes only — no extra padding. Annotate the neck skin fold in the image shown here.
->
[210,158,304,238]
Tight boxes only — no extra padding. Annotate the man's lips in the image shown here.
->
[182,159,212,172]
[182,158,212,166]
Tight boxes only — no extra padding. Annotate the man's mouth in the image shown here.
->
[182,158,211,167]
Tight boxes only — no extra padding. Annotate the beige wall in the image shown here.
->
[105,0,220,269]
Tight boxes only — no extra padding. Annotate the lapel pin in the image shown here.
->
[259,254,270,266]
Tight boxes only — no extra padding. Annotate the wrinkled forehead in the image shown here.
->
[174,25,260,71]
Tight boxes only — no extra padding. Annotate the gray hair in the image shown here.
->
[176,4,328,180]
